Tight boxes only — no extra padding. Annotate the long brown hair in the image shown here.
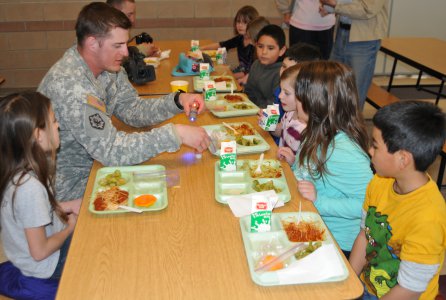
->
[233,6,259,35]
[295,61,369,178]
[0,92,67,223]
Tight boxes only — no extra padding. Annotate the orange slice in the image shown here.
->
[259,255,284,271]
[134,194,157,207]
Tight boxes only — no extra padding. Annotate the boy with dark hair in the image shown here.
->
[349,100,446,299]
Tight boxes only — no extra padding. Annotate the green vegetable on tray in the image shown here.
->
[252,179,282,193]
[294,241,322,260]
[236,136,261,146]
[98,170,127,188]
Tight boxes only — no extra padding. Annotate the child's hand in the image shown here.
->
[297,180,317,202]
[277,147,295,165]
[60,198,82,215]
[237,74,249,86]
[67,213,78,232]
[257,109,264,123]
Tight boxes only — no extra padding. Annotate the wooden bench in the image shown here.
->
[366,82,400,109]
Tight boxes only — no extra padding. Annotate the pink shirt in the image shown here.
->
[279,111,306,154]
[290,0,335,31]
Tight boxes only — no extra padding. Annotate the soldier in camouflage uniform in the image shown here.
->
[38,2,210,201]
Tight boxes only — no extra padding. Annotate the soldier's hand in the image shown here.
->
[175,124,210,152]
[179,93,206,116]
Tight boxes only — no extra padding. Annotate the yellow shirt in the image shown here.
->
[361,174,446,299]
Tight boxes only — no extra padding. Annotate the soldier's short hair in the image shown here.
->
[106,0,135,8]
[75,2,132,46]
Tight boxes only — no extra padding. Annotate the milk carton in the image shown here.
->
[219,140,237,171]
[250,195,272,233]
[199,63,210,80]
[203,80,217,101]
[191,40,200,52]
[259,104,280,131]
[216,47,227,65]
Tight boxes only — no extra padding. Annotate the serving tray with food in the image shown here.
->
[203,122,270,155]
[214,159,291,204]
[239,212,349,286]
[205,93,260,118]
[89,165,168,214]
[193,75,238,93]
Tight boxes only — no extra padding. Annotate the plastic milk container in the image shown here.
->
[219,140,237,171]
[199,63,211,80]
[203,80,217,101]
[259,104,280,131]
[250,195,272,233]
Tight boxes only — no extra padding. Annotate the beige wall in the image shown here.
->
[0,1,282,88]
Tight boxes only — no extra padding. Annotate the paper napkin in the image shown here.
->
[274,244,346,284]
[227,190,284,217]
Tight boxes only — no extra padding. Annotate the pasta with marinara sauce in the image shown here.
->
[93,187,129,211]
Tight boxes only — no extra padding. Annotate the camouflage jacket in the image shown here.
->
[38,45,182,201]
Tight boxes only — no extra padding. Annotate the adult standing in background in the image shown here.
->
[275,0,335,59]
[106,0,159,57]
[320,0,389,110]
[38,2,210,201]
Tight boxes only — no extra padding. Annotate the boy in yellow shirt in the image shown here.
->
[349,101,446,299]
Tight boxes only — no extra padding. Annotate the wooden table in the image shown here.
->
[55,107,363,299]
[134,40,242,95]
[380,37,446,104]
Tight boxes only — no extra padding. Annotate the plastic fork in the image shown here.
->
[222,122,239,135]
[255,153,264,175]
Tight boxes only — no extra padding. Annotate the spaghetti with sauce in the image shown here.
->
[93,187,129,211]
[282,220,325,242]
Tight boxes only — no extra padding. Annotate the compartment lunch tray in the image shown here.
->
[203,122,270,156]
[205,93,259,118]
[214,160,291,204]
[193,75,238,93]
[89,165,168,214]
[239,212,349,286]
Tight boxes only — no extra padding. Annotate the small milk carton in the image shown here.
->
[219,140,237,171]
[259,104,280,131]
[203,80,217,101]
[191,40,200,52]
[250,195,272,233]
[199,63,210,80]
[216,47,227,65]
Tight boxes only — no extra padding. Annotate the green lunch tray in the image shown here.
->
[205,93,260,118]
[214,159,291,204]
[193,75,238,93]
[239,212,349,286]
[203,122,270,156]
[89,165,168,214]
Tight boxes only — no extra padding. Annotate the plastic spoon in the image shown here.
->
[255,153,264,175]
[297,200,302,225]
[222,122,239,135]
[118,205,143,213]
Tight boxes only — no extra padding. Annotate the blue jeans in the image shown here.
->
[330,27,381,110]
[361,282,379,300]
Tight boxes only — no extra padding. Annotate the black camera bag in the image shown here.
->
[123,46,156,85]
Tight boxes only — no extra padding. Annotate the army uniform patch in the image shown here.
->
[84,103,110,138]
[89,113,105,130]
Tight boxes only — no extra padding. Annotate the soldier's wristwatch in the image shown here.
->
[174,90,185,110]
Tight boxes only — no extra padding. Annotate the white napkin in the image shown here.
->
[274,244,346,284]
[227,190,283,217]
[160,49,171,60]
